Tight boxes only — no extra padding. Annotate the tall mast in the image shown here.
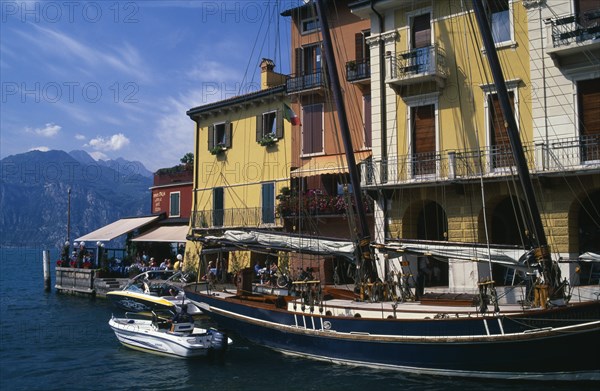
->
[314,0,375,280]
[471,0,560,294]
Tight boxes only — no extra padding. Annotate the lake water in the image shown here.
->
[0,247,596,391]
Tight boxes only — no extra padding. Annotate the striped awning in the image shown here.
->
[131,225,189,243]
[75,216,160,242]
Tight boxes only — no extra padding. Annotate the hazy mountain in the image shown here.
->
[69,150,153,178]
[0,150,153,249]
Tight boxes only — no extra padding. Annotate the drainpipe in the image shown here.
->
[371,0,389,240]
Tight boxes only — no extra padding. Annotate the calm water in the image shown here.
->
[0,247,595,391]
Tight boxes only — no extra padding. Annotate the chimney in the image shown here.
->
[260,58,287,90]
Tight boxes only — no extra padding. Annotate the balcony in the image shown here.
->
[276,190,373,218]
[360,136,599,187]
[286,70,326,95]
[386,45,448,93]
[346,58,370,84]
[546,8,600,68]
[190,207,282,231]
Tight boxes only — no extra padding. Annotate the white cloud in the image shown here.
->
[89,151,108,161]
[29,146,50,152]
[26,123,61,137]
[88,133,130,151]
[75,134,86,140]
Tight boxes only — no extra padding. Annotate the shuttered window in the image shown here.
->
[208,121,232,151]
[302,104,323,155]
[261,182,275,224]
[169,192,180,218]
[412,104,436,175]
[489,91,515,168]
[578,77,600,161]
[213,187,224,227]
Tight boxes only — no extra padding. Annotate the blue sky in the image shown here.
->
[1,1,295,172]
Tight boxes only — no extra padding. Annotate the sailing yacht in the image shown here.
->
[184,0,600,380]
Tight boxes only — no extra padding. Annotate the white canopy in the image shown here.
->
[131,225,189,243]
[75,216,160,242]
[205,230,357,260]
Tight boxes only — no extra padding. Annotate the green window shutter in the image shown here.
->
[207,124,214,150]
[276,108,284,139]
[225,121,232,148]
[256,114,263,142]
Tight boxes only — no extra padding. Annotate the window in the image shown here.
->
[488,91,516,168]
[169,192,180,217]
[302,17,319,33]
[487,0,510,44]
[261,182,275,224]
[256,110,283,144]
[302,103,323,155]
[207,121,232,152]
[355,30,370,62]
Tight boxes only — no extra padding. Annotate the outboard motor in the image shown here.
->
[208,329,228,352]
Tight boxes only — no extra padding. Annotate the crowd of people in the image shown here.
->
[123,252,184,275]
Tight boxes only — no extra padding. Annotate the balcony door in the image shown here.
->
[411,12,431,73]
[578,77,600,162]
[213,187,224,227]
[489,91,516,169]
[261,182,275,224]
[411,104,436,176]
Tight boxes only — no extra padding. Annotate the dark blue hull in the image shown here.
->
[185,289,600,380]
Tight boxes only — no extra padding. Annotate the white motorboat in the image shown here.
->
[108,311,230,358]
[107,270,202,315]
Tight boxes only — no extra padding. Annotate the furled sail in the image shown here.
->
[379,239,529,270]
[204,230,357,260]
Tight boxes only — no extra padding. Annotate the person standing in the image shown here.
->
[174,254,183,271]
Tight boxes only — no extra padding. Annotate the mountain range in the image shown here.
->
[0,150,154,249]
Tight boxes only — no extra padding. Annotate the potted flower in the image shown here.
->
[210,143,226,155]
[259,133,278,147]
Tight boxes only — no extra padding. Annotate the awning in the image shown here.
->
[75,216,160,242]
[291,151,371,178]
[131,225,189,243]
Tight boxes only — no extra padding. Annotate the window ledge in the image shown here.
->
[481,40,518,54]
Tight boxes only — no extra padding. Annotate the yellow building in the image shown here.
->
[184,59,292,276]
[350,0,600,294]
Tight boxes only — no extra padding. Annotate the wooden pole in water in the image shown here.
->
[43,250,51,291]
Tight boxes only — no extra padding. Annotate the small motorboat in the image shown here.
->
[108,310,230,358]
[107,270,201,315]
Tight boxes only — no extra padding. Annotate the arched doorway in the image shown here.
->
[415,201,448,287]
[489,196,526,285]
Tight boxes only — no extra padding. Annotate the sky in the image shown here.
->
[0,0,297,172]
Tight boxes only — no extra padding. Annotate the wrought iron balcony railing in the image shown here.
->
[361,135,599,187]
[548,8,600,48]
[346,58,370,82]
[191,207,281,230]
[286,70,326,93]
[387,44,448,87]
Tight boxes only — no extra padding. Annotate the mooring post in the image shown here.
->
[43,250,51,292]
